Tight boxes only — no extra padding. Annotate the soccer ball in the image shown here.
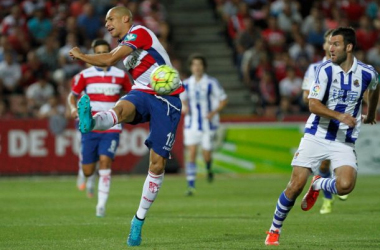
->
[150,65,180,95]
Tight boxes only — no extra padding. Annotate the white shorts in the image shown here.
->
[291,134,358,175]
[184,129,216,150]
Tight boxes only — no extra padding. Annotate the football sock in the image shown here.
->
[136,171,164,220]
[186,162,196,188]
[269,191,295,233]
[319,171,333,199]
[206,160,212,173]
[313,178,338,194]
[93,110,118,131]
[97,169,111,208]
[86,172,96,193]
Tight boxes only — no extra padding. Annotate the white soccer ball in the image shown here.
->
[150,65,180,95]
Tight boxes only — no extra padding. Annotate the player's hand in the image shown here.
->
[206,111,216,120]
[338,113,356,127]
[70,108,78,119]
[181,105,189,115]
[362,114,376,125]
[69,47,82,60]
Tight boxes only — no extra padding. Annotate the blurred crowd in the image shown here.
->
[0,0,172,120]
[1,0,380,120]
[212,0,380,117]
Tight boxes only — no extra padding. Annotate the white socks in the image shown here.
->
[136,171,164,219]
[97,169,112,208]
[93,110,118,131]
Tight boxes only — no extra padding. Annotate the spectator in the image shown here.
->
[279,66,303,115]
[261,16,286,53]
[288,34,314,62]
[77,3,102,41]
[38,95,65,119]
[8,94,32,119]
[0,52,22,94]
[26,72,55,116]
[277,2,302,33]
[302,6,323,36]
[1,5,27,36]
[20,50,43,89]
[258,70,279,116]
[306,19,326,48]
[356,15,378,52]
[367,40,380,67]
[36,35,59,72]
[241,39,266,87]
[27,7,53,46]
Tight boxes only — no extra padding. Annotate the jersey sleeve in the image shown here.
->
[119,28,153,51]
[308,65,328,101]
[368,70,379,90]
[179,82,188,101]
[71,73,86,95]
[212,79,227,101]
[302,65,314,91]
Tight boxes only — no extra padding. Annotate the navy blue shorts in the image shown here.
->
[120,90,182,158]
[81,132,120,164]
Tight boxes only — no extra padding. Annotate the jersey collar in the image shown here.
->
[333,57,358,74]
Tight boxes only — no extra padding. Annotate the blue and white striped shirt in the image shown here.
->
[306,57,378,143]
[180,74,227,131]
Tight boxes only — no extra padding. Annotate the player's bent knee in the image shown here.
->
[337,179,355,195]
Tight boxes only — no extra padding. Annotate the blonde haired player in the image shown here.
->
[180,54,228,195]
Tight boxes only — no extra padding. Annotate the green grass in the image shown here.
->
[0,174,379,249]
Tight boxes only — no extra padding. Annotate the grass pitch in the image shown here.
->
[0,174,379,249]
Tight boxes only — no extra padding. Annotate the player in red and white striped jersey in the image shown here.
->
[68,39,131,217]
[69,6,183,246]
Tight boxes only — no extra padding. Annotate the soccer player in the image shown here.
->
[67,39,132,217]
[180,53,228,195]
[302,29,348,215]
[265,27,379,246]
[69,6,183,247]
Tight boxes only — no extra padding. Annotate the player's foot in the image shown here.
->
[185,187,196,196]
[127,216,144,246]
[320,197,334,214]
[265,229,280,246]
[301,175,321,211]
[77,183,86,191]
[77,94,94,133]
[338,194,349,201]
[96,205,105,217]
[86,187,94,198]
[207,171,214,183]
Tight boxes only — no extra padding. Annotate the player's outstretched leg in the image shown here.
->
[301,175,321,211]
[265,191,295,246]
[127,215,145,246]
[77,94,95,133]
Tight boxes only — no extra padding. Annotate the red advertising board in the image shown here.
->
[0,119,184,175]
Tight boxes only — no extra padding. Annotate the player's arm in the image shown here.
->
[207,98,228,120]
[362,84,379,124]
[69,45,133,67]
[309,99,356,127]
[67,92,79,118]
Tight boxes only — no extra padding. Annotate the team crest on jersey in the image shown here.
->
[125,33,137,41]
[310,85,320,97]
[354,79,360,87]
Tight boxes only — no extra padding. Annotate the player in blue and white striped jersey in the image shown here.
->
[265,27,379,246]
[180,54,228,195]
[301,29,347,215]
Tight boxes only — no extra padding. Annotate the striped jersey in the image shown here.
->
[119,24,183,95]
[71,66,131,133]
[180,74,227,131]
[302,57,327,91]
[306,57,378,143]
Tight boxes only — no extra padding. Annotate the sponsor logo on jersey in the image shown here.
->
[310,85,320,97]
[125,33,137,41]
